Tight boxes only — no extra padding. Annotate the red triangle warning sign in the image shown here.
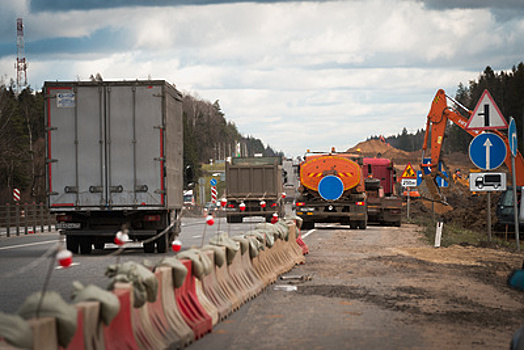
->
[466,89,508,130]
[401,163,416,179]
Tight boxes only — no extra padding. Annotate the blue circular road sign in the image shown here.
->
[318,175,344,201]
[210,178,217,186]
[509,118,518,157]
[469,132,507,170]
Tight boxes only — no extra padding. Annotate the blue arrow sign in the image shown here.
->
[469,132,507,170]
[210,178,217,186]
[417,171,423,186]
[509,117,518,157]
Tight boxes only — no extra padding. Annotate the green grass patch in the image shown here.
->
[408,216,511,248]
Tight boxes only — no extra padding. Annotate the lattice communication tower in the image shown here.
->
[15,18,28,93]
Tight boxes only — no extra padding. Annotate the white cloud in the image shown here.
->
[1,0,524,156]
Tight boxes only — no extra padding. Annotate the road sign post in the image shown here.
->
[401,163,417,220]
[469,131,508,244]
[509,117,520,251]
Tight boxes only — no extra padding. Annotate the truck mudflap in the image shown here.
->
[367,197,402,226]
[296,202,368,230]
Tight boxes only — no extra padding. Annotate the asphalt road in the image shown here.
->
[0,215,270,314]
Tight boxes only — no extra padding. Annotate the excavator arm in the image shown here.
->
[420,89,524,202]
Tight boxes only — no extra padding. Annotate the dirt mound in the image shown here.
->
[347,139,418,161]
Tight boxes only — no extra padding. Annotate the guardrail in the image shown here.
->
[0,203,56,237]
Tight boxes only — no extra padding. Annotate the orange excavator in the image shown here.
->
[419,89,524,203]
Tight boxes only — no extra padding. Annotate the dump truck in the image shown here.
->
[45,80,184,254]
[295,150,367,230]
[363,158,402,226]
[225,156,285,223]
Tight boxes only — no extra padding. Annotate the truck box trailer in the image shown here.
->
[45,80,183,254]
[225,156,285,223]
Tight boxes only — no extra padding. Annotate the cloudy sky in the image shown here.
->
[1,0,523,157]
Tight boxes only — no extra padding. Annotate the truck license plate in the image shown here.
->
[56,223,81,229]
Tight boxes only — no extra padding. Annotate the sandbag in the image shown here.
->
[71,281,120,325]
[244,231,266,249]
[0,312,33,349]
[286,214,303,230]
[254,226,275,248]
[209,232,240,265]
[202,244,226,267]
[245,235,264,258]
[157,257,188,288]
[17,291,77,348]
[106,261,158,308]
[274,221,290,240]
[231,236,249,255]
[177,248,212,279]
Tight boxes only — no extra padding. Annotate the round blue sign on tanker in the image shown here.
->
[318,175,344,201]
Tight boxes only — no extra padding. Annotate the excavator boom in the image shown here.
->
[420,89,524,202]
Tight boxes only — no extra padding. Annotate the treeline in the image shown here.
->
[181,95,281,179]
[371,63,524,155]
[0,80,279,204]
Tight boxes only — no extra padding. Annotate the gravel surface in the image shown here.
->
[190,223,524,349]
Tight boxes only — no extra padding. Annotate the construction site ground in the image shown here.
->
[190,223,524,349]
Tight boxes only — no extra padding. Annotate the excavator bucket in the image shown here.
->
[417,171,449,205]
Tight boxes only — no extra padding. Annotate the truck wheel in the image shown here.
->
[358,220,367,230]
[302,221,314,230]
[143,241,155,253]
[79,237,93,255]
[66,236,79,254]
[156,235,167,253]
[227,215,242,224]
[94,242,105,250]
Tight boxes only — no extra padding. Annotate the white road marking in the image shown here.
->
[0,240,57,251]
[301,229,315,239]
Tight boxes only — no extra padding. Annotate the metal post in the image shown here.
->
[487,193,491,242]
[40,203,45,233]
[47,205,52,232]
[512,153,520,251]
[6,204,11,237]
[32,202,37,233]
[15,203,20,236]
[407,187,410,220]
[24,202,28,235]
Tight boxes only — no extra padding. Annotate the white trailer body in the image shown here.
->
[45,80,183,254]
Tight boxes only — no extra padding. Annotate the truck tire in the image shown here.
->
[227,215,242,224]
[357,220,367,230]
[156,234,167,253]
[94,242,105,250]
[143,241,155,253]
[302,221,314,230]
[79,237,93,255]
[66,236,79,254]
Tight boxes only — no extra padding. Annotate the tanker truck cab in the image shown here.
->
[296,149,368,230]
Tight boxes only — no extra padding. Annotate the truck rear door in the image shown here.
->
[46,82,164,209]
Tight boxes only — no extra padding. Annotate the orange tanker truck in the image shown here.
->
[295,149,367,230]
